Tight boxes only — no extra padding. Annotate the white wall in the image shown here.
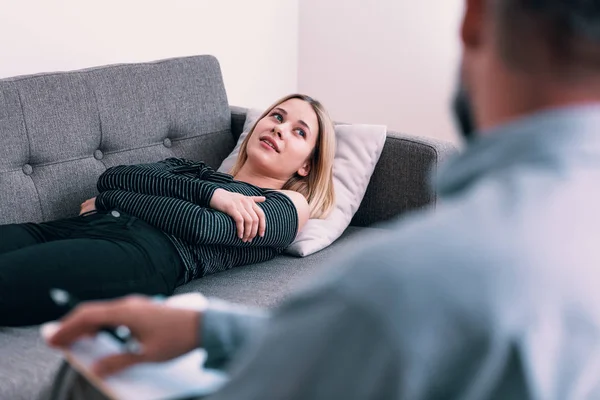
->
[0,0,298,109]
[2,0,464,142]
[299,0,463,143]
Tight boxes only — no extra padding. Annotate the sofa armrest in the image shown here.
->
[230,106,249,141]
[351,131,458,227]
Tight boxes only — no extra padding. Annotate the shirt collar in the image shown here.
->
[436,104,600,196]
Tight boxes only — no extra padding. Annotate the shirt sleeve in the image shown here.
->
[94,190,298,248]
[188,244,281,279]
[96,159,219,207]
[205,284,400,400]
[200,299,270,369]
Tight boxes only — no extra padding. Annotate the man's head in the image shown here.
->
[456,0,600,139]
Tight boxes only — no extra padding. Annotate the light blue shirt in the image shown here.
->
[202,105,600,399]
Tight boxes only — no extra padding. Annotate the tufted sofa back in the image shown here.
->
[0,55,235,225]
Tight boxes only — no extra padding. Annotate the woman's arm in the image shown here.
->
[96,159,219,207]
[188,244,282,279]
[277,190,310,231]
[95,190,298,248]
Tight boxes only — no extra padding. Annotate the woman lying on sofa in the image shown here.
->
[0,94,336,326]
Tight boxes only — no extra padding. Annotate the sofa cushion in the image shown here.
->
[0,325,62,400]
[0,56,234,225]
[174,226,386,306]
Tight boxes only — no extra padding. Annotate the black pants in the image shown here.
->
[0,211,184,327]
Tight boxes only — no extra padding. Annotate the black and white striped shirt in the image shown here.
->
[95,158,298,282]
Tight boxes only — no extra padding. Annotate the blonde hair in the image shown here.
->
[230,94,336,219]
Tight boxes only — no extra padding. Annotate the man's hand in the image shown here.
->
[209,188,266,242]
[48,296,201,377]
[79,197,97,215]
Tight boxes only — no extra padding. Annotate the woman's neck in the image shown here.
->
[233,166,287,190]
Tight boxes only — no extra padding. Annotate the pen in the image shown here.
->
[49,288,142,354]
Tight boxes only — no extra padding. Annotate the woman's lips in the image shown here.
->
[260,139,279,152]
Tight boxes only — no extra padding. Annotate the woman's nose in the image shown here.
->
[273,124,286,139]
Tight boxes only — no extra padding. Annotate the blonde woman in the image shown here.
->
[0,94,336,326]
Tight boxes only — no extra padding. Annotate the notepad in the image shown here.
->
[41,303,228,400]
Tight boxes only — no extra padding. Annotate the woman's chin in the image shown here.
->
[246,151,278,172]
[248,147,275,162]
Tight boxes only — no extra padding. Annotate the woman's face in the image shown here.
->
[246,98,320,179]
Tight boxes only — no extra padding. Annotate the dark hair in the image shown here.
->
[495,0,600,73]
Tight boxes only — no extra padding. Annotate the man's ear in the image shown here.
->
[461,0,485,51]
[297,160,311,177]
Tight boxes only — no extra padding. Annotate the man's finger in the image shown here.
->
[49,303,116,347]
[92,352,145,378]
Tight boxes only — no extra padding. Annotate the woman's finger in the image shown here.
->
[232,210,245,239]
[240,207,254,242]
[253,203,266,237]
[79,198,96,215]
[251,196,266,203]
[243,201,259,241]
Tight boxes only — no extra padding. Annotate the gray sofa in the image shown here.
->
[0,55,456,399]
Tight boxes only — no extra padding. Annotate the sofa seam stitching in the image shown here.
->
[88,77,107,169]
[171,129,230,143]
[15,85,45,220]
[0,129,230,172]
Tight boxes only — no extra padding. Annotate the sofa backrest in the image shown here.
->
[0,55,234,224]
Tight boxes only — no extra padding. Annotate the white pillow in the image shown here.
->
[219,108,264,173]
[219,108,387,257]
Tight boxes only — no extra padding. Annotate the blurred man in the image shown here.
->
[49,0,600,398]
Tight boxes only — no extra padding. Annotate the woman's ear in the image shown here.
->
[297,161,311,177]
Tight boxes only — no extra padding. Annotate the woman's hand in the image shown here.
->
[209,188,266,242]
[80,197,96,215]
[48,296,201,378]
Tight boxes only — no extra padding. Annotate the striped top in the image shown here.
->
[94,158,299,283]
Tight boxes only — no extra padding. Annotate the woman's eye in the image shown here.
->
[272,113,283,122]
[296,129,306,138]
